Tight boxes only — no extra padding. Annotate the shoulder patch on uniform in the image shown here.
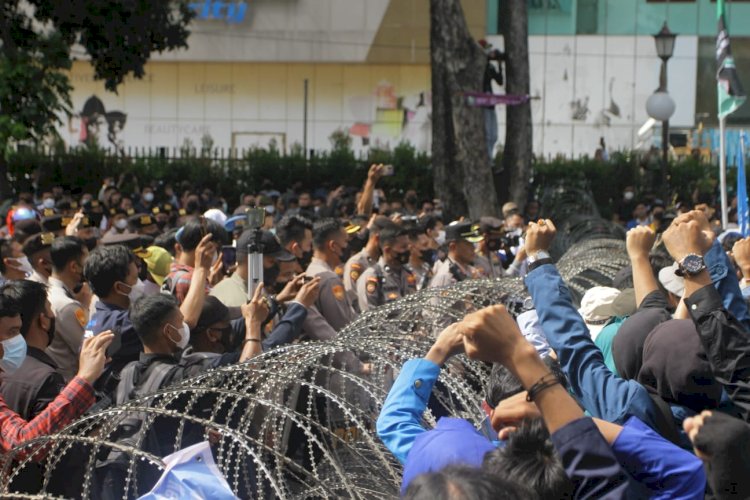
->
[334,265,344,278]
[332,284,345,301]
[351,263,363,271]
[387,292,399,301]
[350,269,361,282]
[366,278,378,295]
[406,273,416,285]
[74,307,87,328]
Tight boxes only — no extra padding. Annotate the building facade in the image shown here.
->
[61,0,749,158]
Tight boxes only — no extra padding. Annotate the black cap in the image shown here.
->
[41,215,64,232]
[236,229,296,261]
[445,221,484,243]
[100,232,151,259]
[23,232,55,257]
[479,216,503,235]
[129,213,156,229]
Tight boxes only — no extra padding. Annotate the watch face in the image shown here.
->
[682,254,705,274]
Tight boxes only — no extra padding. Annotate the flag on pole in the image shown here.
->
[717,0,747,119]
[738,131,749,236]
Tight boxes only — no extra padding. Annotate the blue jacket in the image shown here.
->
[525,264,660,428]
[704,239,750,330]
[377,357,705,499]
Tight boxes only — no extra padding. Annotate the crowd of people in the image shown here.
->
[0,163,750,498]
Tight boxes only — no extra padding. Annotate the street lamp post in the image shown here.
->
[646,22,677,201]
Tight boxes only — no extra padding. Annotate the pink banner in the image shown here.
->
[463,92,530,107]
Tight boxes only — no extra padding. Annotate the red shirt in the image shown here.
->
[0,376,94,454]
[166,262,210,305]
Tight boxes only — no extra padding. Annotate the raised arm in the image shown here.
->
[376,324,464,464]
[626,226,659,307]
[523,220,657,428]
[460,304,631,499]
[356,164,384,217]
[663,219,750,421]
[180,233,213,329]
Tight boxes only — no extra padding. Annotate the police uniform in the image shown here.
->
[210,271,247,308]
[343,249,377,313]
[405,261,433,291]
[428,221,484,289]
[473,253,504,279]
[357,257,417,312]
[305,257,355,331]
[46,277,89,381]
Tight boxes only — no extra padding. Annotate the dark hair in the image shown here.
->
[1,280,47,337]
[408,225,429,242]
[0,292,20,319]
[723,233,743,253]
[50,236,87,273]
[276,215,313,247]
[154,228,179,257]
[485,356,566,408]
[404,465,533,500]
[0,239,11,274]
[84,245,136,297]
[419,215,441,231]
[482,419,573,500]
[312,218,343,250]
[378,224,408,249]
[177,217,227,251]
[130,294,178,344]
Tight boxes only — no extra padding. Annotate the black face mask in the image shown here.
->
[406,196,418,205]
[299,250,313,270]
[349,230,369,255]
[338,244,352,264]
[273,280,289,294]
[263,263,280,289]
[84,237,98,251]
[395,250,410,266]
[487,239,502,252]
[420,248,437,264]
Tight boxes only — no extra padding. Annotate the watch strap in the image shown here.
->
[528,258,553,272]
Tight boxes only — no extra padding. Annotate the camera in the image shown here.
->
[245,207,266,300]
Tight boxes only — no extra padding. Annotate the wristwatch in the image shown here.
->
[527,250,551,264]
[676,254,707,277]
[527,250,553,271]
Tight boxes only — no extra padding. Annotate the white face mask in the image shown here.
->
[143,192,155,203]
[0,334,27,375]
[623,191,635,201]
[9,257,34,277]
[119,279,145,303]
[436,230,447,246]
[114,218,128,230]
[166,322,190,350]
[42,198,56,209]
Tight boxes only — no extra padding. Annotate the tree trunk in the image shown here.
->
[430,0,500,221]
[498,0,532,208]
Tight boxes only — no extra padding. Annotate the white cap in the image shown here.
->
[578,286,621,340]
[203,208,227,226]
[658,262,685,298]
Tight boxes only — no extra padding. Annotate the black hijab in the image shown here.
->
[637,319,722,413]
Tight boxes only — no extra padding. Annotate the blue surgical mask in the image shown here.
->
[0,334,27,375]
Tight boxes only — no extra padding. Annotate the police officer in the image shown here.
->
[343,216,390,313]
[129,213,160,237]
[357,225,416,312]
[473,216,505,278]
[47,236,91,381]
[429,221,484,288]
[405,225,436,291]
[304,218,355,332]
[23,232,55,285]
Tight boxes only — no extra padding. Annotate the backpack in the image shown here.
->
[160,268,190,297]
